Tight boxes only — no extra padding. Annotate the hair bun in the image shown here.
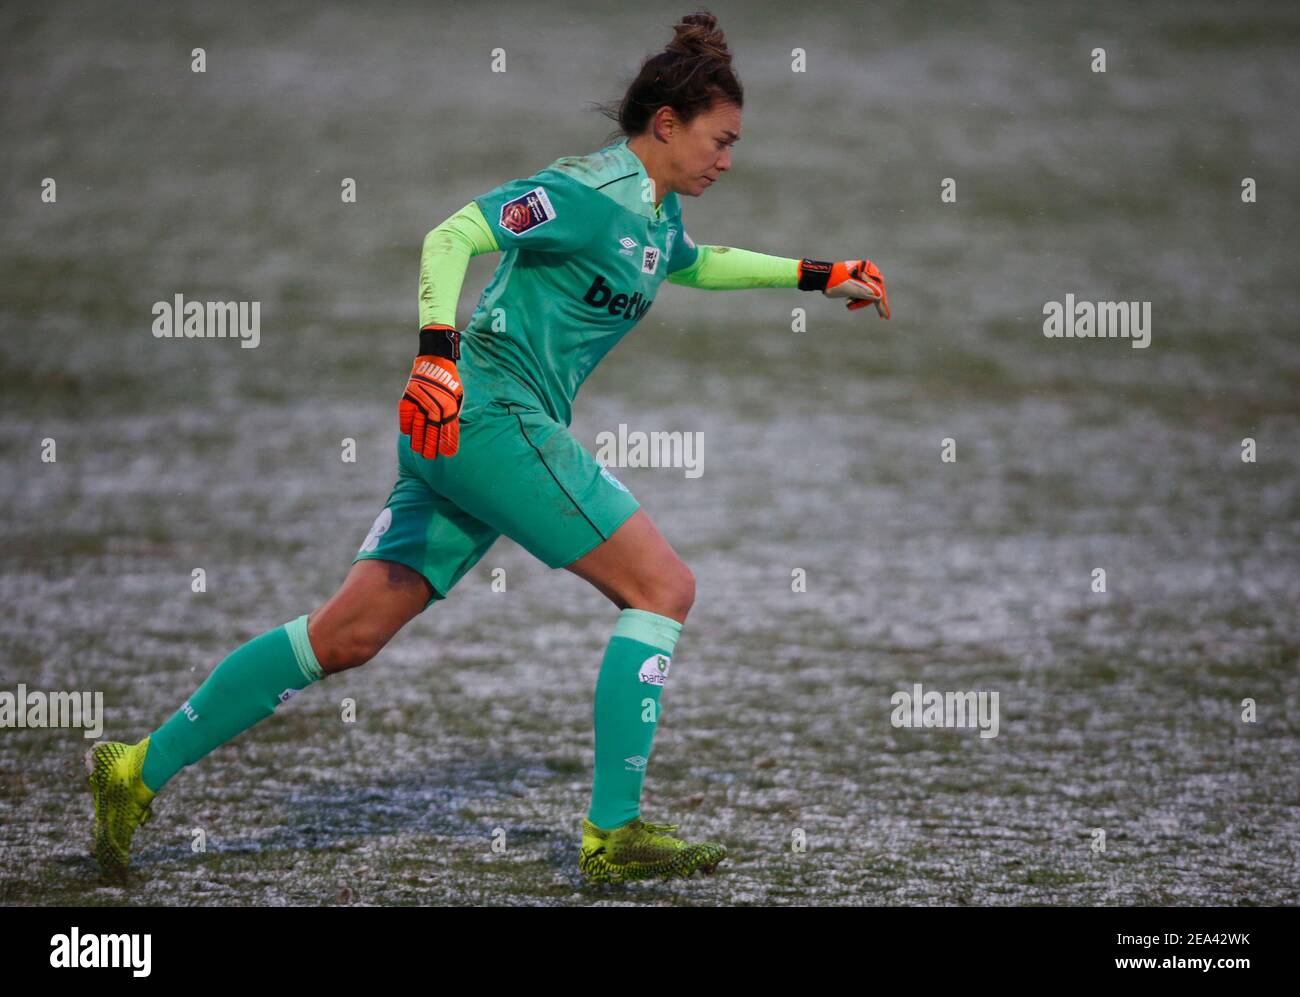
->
[666,11,731,64]
[595,8,743,140]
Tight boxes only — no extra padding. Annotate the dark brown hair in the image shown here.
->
[594,11,743,142]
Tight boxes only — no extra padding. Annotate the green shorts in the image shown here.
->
[353,399,640,607]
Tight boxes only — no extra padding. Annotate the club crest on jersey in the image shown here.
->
[499,186,557,235]
[641,246,660,275]
[639,653,670,686]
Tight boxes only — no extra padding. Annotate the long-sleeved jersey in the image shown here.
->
[419,137,802,426]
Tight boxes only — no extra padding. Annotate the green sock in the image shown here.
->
[587,608,683,830]
[139,614,324,793]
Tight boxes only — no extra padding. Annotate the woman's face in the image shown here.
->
[667,100,741,197]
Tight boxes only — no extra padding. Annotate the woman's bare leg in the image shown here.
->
[308,559,434,674]
[564,509,695,622]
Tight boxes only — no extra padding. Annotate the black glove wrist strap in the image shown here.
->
[797,258,833,292]
[419,325,460,361]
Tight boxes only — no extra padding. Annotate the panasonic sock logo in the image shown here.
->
[582,275,653,320]
[50,928,151,977]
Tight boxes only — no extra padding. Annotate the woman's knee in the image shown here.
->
[305,560,429,674]
[633,559,695,622]
[307,610,390,674]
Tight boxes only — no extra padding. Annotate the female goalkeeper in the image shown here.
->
[86,10,890,884]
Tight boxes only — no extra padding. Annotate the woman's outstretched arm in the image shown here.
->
[666,245,798,289]
[667,247,890,318]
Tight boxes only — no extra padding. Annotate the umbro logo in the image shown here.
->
[618,236,637,256]
[624,754,648,771]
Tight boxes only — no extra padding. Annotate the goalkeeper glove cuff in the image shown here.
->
[419,323,461,361]
[797,258,834,292]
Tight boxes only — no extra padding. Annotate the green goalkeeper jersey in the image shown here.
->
[419,138,806,427]
[458,138,700,426]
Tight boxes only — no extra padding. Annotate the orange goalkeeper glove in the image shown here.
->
[399,324,463,459]
[798,258,891,319]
